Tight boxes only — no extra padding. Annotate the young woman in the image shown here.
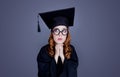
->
[37,8,78,77]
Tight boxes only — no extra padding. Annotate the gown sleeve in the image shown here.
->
[37,45,55,77]
[66,45,78,77]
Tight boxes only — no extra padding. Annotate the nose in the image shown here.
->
[58,32,62,37]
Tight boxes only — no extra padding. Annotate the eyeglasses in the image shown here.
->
[52,28,68,36]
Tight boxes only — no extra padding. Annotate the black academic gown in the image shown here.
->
[37,44,78,77]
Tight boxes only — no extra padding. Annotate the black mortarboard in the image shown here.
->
[38,7,75,32]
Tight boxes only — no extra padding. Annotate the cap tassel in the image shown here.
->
[37,15,41,32]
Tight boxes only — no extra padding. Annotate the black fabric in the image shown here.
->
[52,16,69,29]
[39,7,75,29]
[37,44,78,77]
[57,56,63,77]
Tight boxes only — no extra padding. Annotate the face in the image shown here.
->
[52,25,68,44]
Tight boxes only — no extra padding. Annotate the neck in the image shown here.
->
[56,43,63,45]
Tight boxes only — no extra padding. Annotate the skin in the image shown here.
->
[52,25,67,44]
[52,25,67,63]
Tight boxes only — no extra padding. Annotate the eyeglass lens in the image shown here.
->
[52,28,68,35]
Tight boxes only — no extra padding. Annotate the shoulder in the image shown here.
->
[40,44,49,53]
[70,44,78,59]
[37,44,51,62]
[70,44,76,51]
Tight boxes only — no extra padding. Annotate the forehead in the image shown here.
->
[53,25,67,30]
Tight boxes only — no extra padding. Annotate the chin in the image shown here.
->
[56,42,64,44]
[56,41,64,44]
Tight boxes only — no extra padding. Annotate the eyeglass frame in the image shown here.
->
[52,28,68,36]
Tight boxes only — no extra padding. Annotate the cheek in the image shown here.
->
[53,35,58,42]
[62,36,67,42]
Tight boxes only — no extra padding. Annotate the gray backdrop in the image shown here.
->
[0,0,120,77]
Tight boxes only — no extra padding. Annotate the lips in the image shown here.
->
[58,38,62,40]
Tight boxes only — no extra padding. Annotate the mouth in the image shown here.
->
[58,38,62,40]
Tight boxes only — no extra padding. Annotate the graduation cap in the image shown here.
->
[37,7,75,32]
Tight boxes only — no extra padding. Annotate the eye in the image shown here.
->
[53,28,59,32]
[52,28,60,34]
[62,29,68,34]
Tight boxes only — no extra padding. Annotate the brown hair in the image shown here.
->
[48,31,72,59]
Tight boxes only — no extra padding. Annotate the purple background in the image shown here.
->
[0,0,120,77]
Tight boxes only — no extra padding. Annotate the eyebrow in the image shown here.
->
[62,28,67,29]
